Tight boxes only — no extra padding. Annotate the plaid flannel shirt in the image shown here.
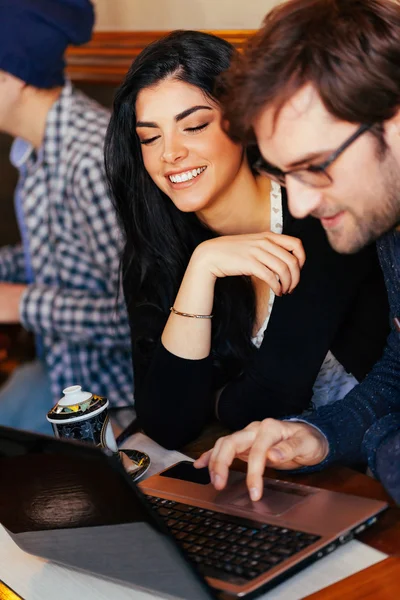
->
[0,82,133,407]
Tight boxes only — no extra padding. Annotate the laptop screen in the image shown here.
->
[0,426,217,600]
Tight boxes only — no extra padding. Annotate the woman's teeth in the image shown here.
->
[168,166,207,183]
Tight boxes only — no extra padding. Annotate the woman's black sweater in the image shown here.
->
[124,196,389,449]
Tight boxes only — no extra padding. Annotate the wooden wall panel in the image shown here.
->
[66,30,254,83]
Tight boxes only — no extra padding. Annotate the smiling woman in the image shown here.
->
[135,79,244,215]
[104,30,389,450]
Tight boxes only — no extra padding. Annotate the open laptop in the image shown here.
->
[0,426,387,599]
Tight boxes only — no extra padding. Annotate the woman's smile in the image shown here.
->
[165,166,207,188]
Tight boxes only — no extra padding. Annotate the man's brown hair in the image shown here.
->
[224,0,400,141]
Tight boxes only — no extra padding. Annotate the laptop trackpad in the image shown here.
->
[229,481,312,516]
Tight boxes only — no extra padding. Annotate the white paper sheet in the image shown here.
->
[122,431,192,480]
[0,526,387,600]
[260,540,387,599]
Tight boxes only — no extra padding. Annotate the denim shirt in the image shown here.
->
[301,230,400,502]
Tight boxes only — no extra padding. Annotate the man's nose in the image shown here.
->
[285,177,324,219]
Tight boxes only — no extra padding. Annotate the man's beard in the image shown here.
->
[327,150,400,254]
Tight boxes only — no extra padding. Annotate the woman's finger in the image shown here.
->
[252,246,295,293]
[248,260,283,296]
[267,233,306,268]
[259,239,302,290]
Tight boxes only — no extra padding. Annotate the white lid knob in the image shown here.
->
[57,385,93,407]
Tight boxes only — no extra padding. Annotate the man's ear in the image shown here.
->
[0,70,25,91]
[384,108,400,172]
[386,107,400,136]
[381,109,400,160]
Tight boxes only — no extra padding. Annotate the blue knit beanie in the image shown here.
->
[0,0,95,88]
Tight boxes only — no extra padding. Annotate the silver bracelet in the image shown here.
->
[170,306,213,319]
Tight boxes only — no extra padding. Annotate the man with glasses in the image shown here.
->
[195,0,400,504]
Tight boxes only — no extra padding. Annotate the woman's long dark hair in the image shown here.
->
[105,30,256,379]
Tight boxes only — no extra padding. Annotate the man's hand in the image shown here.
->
[194,419,329,501]
[0,283,27,323]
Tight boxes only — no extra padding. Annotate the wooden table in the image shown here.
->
[272,467,400,599]
[182,424,400,600]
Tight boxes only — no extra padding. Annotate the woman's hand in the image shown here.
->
[162,232,305,359]
[194,419,329,501]
[190,232,305,296]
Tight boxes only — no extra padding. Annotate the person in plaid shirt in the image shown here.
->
[0,0,133,433]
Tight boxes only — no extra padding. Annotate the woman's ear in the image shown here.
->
[221,118,231,133]
[221,118,243,149]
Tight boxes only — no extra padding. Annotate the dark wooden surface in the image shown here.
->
[182,423,400,599]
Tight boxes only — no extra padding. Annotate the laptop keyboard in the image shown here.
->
[146,495,321,584]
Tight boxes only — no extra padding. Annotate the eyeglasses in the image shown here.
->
[254,123,373,188]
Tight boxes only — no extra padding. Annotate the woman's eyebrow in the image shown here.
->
[175,105,212,122]
[136,120,158,128]
[136,105,212,129]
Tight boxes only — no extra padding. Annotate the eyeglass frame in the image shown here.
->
[254,123,373,188]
